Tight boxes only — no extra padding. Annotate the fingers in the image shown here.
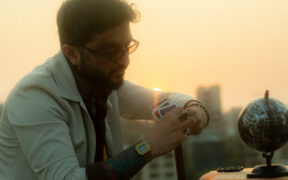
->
[167,130,188,147]
[146,105,206,158]
[183,107,201,119]
[161,106,183,122]
[178,106,207,135]
[170,106,184,115]
[178,111,188,122]
[179,116,204,135]
[179,116,197,129]
[161,106,205,138]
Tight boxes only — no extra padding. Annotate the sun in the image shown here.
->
[153,88,161,91]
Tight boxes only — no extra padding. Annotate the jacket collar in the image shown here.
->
[49,51,82,103]
[49,51,113,110]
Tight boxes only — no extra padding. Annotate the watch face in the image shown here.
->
[136,140,150,155]
[139,144,147,152]
[135,140,153,162]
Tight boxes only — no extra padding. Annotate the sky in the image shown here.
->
[0,0,288,112]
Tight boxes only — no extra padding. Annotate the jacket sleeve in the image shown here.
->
[117,80,195,120]
[6,78,87,180]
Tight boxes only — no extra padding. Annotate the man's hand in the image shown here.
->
[144,107,200,159]
[179,105,208,135]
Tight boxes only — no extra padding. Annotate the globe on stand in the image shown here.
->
[238,90,288,178]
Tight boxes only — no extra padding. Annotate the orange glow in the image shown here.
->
[152,91,160,108]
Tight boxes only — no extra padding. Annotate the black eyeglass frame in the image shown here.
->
[79,39,139,62]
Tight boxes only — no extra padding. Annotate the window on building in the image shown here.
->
[149,162,159,169]
[150,173,159,178]
[166,172,174,177]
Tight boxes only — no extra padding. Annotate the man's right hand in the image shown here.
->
[144,107,196,159]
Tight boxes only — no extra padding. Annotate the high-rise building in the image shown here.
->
[141,152,177,180]
[197,86,222,122]
[223,107,242,136]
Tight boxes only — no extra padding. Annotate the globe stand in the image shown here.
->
[247,152,288,178]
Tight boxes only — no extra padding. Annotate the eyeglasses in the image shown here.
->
[80,39,139,62]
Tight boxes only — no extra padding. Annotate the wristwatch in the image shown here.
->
[135,139,153,162]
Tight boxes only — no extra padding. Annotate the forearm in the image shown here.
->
[86,144,148,180]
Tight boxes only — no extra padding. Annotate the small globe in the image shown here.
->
[238,92,288,153]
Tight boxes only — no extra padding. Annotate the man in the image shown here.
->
[0,0,209,179]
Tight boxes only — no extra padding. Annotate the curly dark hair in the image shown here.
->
[57,0,139,46]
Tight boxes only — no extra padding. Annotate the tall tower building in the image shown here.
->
[197,85,222,122]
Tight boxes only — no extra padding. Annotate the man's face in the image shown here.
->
[78,22,132,90]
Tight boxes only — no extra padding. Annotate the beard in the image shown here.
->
[78,53,125,91]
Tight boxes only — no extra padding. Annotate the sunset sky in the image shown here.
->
[0,0,288,112]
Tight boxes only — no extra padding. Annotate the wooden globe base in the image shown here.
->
[247,152,288,178]
[247,164,288,178]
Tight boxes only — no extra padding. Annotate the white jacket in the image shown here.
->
[0,51,194,180]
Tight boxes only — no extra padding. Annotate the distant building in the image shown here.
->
[197,86,222,122]
[190,141,226,170]
[141,152,177,180]
[195,85,225,140]
[223,107,242,136]
[0,103,3,116]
